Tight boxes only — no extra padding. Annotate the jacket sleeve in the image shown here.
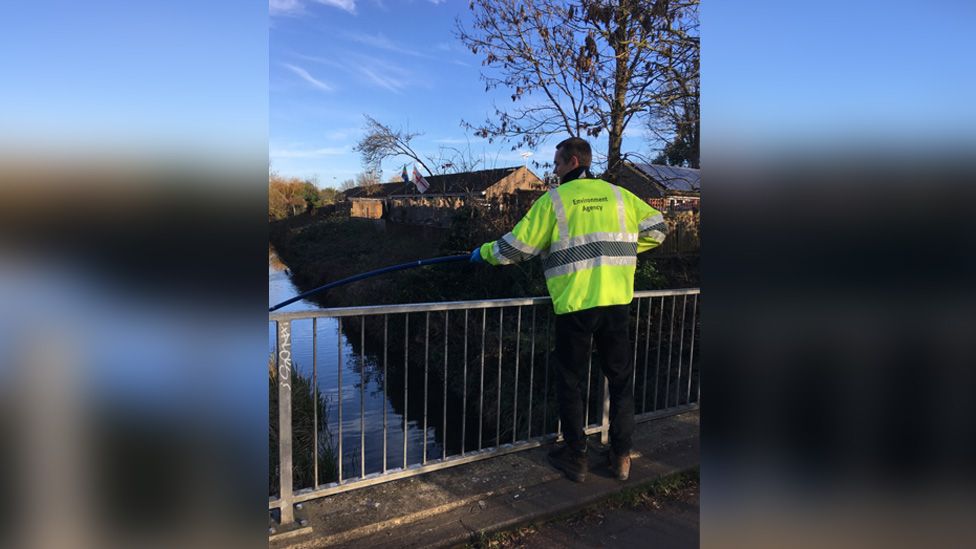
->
[479,193,555,266]
[627,191,667,254]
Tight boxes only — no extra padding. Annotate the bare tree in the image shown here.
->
[318,187,339,204]
[354,115,435,177]
[428,138,486,174]
[354,114,491,177]
[648,18,699,168]
[355,171,382,196]
[457,0,699,179]
[650,75,699,168]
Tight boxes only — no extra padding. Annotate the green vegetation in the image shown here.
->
[269,204,684,310]
[598,467,699,510]
[269,173,340,221]
[269,355,338,493]
[467,525,542,549]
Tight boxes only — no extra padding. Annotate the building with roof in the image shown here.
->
[344,182,404,219]
[614,162,701,212]
[346,166,545,226]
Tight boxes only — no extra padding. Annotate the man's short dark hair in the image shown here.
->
[556,137,592,168]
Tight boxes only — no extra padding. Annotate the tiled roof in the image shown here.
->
[397,166,525,195]
[342,181,406,198]
[346,166,540,197]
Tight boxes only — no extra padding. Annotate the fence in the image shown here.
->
[650,211,700,257]
[269,288,700,525]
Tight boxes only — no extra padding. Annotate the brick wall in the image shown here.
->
[350,199,384,219]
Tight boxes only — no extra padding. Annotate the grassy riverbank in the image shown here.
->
[269,208,696,309]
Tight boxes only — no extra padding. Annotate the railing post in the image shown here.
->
[276,321,295,525]
[600,377,610,446]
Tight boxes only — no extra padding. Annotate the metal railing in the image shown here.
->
[269,288,700,525]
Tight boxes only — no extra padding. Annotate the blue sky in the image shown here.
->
[1,1,268,158]
[2,0,970,173]
[270,0,659,186]
[704,0,975,152]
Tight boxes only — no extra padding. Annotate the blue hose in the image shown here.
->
[269,254,471,312]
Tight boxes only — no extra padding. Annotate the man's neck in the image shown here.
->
[561,166,594,184]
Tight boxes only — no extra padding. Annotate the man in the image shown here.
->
[471,137,667,482]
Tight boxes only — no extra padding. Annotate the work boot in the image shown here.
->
[548,443,588,483]
[608,449,631,481]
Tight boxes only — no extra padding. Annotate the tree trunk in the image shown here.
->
[607,10,631,182]
[607,67,628,181]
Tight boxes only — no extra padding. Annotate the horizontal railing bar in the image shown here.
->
[271,297,550,321]
[634,403,699,424]
[271,436,557,507]
[268,288,700,321]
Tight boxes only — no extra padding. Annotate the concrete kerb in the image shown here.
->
[271,410,699,549]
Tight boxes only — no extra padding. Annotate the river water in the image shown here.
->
[269,248,439,483]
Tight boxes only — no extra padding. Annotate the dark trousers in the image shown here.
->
[554,304,634,455]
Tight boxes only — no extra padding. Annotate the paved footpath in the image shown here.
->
[461,473,698,548]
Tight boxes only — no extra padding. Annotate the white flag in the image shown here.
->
[412,166,429,193]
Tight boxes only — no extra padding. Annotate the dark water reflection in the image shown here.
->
[269,248,437,487]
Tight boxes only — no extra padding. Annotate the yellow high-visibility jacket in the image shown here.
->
[478,177,667,315]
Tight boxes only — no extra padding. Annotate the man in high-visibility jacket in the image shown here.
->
[471,137,667,482]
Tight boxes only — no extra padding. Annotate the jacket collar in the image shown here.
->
[560,166,594,184]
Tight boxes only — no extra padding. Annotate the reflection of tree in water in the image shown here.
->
[268,245,288,272]
[337,307,562,457]
[338,296,701,460]
[633,295,702,413]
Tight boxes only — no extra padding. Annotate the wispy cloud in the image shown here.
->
[317,0,356,14]
[270,0,305,17]
[290,49,416,94]
[271,0,357,17]
[324,127,360,141]
[343,31,431,58]
[428,0,447,5]
[291,52,347,72]
[623,126,652,138]
[270,146,348,158]
[358,66,405,94]
[284,64,334,91]
[344,52,418,93]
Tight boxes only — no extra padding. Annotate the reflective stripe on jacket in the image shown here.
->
[479,178,666,314]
